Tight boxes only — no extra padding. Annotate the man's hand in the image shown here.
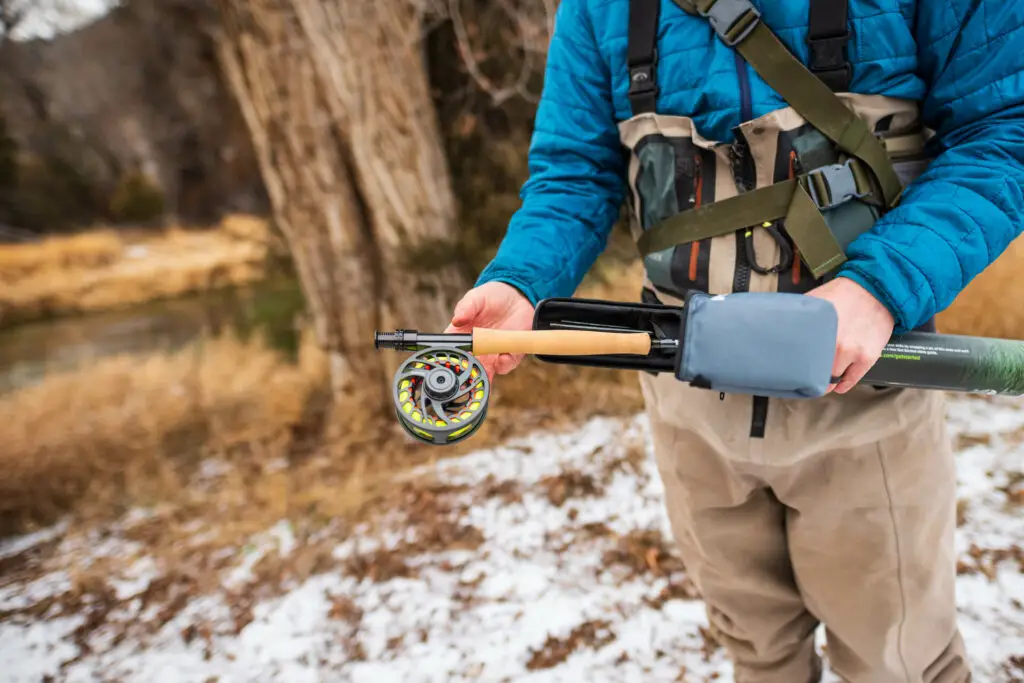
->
[446,282,535,380]
[806,277,895,394]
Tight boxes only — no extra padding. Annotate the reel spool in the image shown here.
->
[392,347,490,445]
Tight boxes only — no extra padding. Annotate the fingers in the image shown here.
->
[829,342,877,395]
[494,353,524,376]
[443,284,533,382]
[827,343,846,394]
[479,355,499,382]
[835,358,872,394]
[477,353,523,382]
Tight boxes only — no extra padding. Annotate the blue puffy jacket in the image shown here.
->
[475,0,1024,334]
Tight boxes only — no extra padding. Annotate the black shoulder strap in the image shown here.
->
[628,0,661,115]
[807,0,851,92]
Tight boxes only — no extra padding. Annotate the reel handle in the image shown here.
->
[472,328,652,356]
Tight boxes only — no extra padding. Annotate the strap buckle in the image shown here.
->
[807,31,852,88]
[804,159,869,210]
[628,58,659,99]
[699,0,762,47]
[807,31,851,70]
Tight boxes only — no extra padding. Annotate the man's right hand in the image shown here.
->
[446,281,535,380]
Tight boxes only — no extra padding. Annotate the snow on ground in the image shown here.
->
[1,394,1023,682]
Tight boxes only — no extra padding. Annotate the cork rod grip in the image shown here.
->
[472,328,652,356]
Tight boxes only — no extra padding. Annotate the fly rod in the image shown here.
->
[374,293,1024,446]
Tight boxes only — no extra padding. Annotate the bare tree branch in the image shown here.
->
[445,0,557,106]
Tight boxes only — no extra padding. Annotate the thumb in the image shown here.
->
[449,290,484,329]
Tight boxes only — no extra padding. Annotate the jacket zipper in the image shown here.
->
[735,53,752,123]
[734,51,769,440]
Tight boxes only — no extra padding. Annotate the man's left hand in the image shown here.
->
[806,277,895,394]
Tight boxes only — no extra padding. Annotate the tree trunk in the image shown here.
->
[214,0,467,403]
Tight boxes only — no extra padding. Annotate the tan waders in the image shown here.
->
[620,0,972,679]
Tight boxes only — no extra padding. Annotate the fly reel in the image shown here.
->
[374,318,669,447]
[391,346,490,446]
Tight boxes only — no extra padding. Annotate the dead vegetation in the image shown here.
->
[0,214,283,326]
[526,619,617,670]
[538,469,604,507]
[602,529,688,580]
[0,229,125,277]
[0,325,328,535]
[957,544,1024,579]
[1005,655,1024,682]
[937,235,1024,340]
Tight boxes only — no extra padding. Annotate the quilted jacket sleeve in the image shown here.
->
[838,0,1024,333]
[473,0,627,305]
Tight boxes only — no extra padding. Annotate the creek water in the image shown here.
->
[0,278,307,394]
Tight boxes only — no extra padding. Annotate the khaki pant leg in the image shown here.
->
[775,390,971,683]
[642,374,823,683]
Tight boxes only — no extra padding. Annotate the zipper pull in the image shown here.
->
[730,135,752,194]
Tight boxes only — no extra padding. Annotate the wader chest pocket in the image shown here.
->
[634,136,711,297]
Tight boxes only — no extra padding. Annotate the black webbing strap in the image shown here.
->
[628,0,661,115]
[808,0,851,92]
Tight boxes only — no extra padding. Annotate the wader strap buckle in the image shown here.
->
[806,31,856,92]
[627,55,659,101]
[808,32,850,68]
[699,0,762,47]
[628,0,662,115]
[804,160,869,210]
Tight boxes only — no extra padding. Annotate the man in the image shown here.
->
[446,1,1024,680]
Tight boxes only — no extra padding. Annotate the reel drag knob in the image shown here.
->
[392,347,489,446]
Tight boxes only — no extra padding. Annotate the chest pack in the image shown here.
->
[620,0,933,304]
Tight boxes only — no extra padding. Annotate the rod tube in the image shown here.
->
[863,331,1024,396]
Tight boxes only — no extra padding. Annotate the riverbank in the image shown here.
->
[0,215,282,328]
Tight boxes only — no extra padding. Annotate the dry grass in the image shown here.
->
[937,235,1024,340]
[0,327,329,536]
[0,214,279,327]
[0,230,125,280]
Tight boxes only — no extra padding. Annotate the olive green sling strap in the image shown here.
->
[636,0,905,279]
